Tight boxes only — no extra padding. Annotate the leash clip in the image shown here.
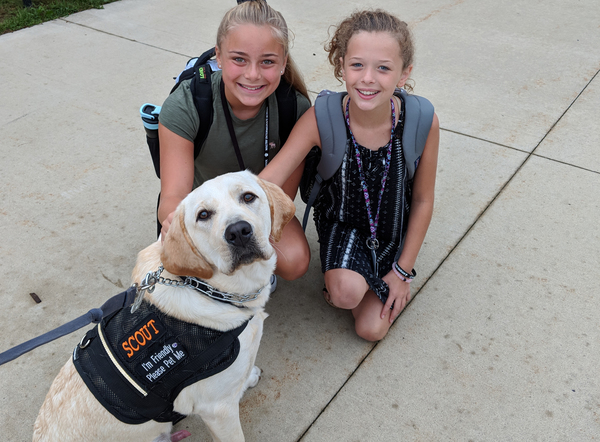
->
[131,267,163,313]
[130,284,145,314]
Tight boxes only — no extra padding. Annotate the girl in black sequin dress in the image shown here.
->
[260,9,439,341]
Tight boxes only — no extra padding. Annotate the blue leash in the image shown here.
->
[0,286,137,366]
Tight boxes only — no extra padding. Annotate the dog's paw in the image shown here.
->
[247,366,262,388]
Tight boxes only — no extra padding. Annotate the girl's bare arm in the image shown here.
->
[157,123,195,227]
[259,107,321,188]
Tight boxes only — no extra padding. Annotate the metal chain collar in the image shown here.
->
[131,265,266,313]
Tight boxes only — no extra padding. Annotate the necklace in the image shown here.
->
[344,97,396,275]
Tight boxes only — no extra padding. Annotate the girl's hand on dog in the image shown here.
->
[161,211,175,242]
[381,271,411,323]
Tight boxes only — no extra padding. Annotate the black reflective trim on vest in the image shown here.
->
[73,301,249,424]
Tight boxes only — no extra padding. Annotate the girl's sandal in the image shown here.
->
[322,286,338,308]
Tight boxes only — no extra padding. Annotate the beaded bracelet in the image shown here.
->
[393,262,416,280]
[392,265,412,283]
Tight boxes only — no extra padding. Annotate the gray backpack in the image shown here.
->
[300,88,435,230]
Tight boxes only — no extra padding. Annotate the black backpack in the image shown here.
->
[299,89,435,231]
[141,47,298,179]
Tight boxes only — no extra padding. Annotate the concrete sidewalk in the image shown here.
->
[1,0,599,440]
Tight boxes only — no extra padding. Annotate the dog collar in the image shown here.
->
[182,276,263,306]
[132,266,268,312]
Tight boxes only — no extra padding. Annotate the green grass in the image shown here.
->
[0,0,117,35]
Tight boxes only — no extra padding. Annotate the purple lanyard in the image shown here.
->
[345,97,395,274]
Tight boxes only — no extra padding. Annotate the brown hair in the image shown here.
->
[216,0,309,100]
[325,9,415,91]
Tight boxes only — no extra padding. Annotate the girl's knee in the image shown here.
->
[276,243,310,280]
[324,270,368,309]
[353,295,392,341]
[354,321,389,342]
[274,219,310,280]
[326,283,363,310]
[277,258,308,280]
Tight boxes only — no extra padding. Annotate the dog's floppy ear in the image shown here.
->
[257,178,296,243]
[161,205,214,280]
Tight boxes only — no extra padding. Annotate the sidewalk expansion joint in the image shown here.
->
[530,154,600,175]
[60,18,193,59]
[439,127,530,154]
[530,68,600,157]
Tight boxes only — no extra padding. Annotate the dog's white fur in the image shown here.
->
[33,171,296,442]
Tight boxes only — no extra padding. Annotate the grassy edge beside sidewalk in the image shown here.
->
[0,0,118,35]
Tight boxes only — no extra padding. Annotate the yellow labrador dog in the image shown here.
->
[33,171,295,442]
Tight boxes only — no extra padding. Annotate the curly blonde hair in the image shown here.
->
[217,0,308,99]
[325,9,415,91]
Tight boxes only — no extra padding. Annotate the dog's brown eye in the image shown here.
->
[197,210,211,221]
[242,192,257,203]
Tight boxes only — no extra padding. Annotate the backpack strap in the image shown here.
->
[314,92,348,181]
[394,89,434,261]
[188,48,216,160]
[301,91,348,230]
[396,88,434,180]
[274,77,297,149]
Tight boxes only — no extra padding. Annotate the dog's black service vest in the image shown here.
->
[73,301,249,424]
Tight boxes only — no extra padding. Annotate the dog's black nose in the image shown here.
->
[225,221,253,248]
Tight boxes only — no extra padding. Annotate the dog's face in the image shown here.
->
[161,171,296,280]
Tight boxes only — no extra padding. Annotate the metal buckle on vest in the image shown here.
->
[79,334,91,349]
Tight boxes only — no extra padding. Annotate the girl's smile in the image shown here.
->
[357,88,378,95]
[216,24,287,120]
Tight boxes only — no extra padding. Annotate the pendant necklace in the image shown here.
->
[344,97,396,276]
